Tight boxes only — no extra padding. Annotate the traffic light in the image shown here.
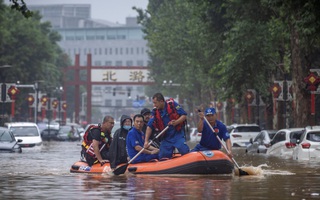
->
[113,88,116,96]
[1,84,6,102]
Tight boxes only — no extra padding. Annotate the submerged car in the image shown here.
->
[4,122,42,148]
[229,124,261,147]
[292,126,320,161]
[266,128,304,158]
[41,128,59,141]
[0,127,22,153]
[189,127,202,142]
[246,130,277,153]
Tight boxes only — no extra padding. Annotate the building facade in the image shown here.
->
[29,4,151,123]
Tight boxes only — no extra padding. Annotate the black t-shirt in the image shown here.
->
[89,128,102,141]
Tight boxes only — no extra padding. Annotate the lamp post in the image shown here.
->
[0,65,13,126]
[56,86,63,125]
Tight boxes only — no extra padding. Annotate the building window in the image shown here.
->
[105,61,112,66]
[105,48,108,55]
[126,48,129,55]
[105,99,112,107]
[115,48,118,55]
[141,47,144,54]
[94,48,97,55]
[99,48,102,55]
[126,60,133,66]
[94,61,102,66]
[136,47,140,54]
[126,99,133,107]
[137,60,144,66]
[115,61,122,66]
[116,99,122,107]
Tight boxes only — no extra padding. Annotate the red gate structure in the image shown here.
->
[64,54,154,124]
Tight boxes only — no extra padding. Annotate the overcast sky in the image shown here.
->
[6,0,149,24]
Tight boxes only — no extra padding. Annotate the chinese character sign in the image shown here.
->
[91,69,154,83]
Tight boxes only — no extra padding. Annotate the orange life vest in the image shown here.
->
[81,124,111,157]
[153,98,184,132]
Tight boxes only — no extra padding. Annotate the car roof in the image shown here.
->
[230,123,259,127]
[5,122,38,127]
[277,128,304,132]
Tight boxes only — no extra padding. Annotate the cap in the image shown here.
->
[140,108,151,115]
[205,108,216,115]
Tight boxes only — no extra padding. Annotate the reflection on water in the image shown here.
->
[0,141,320,199]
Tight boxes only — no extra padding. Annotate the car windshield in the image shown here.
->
[59,126,72,134]
[10,127,39,137]
[234,126,261,132]
[0,130,14,142]
[307,132,320,142]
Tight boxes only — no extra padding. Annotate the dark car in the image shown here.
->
[0,127,22,153]
[41,128,59,141]
[56,124,82,141]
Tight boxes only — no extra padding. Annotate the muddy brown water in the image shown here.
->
[0,141,319,200]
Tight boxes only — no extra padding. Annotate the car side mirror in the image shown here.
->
[249,138,253,144]
[17,139,23,143]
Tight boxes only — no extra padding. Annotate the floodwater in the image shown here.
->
[1,141,320,200]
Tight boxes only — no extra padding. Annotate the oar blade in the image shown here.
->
[113,164,129,176]
[238,168,249,176]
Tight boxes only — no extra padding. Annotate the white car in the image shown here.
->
[229,124,261,147]
[189,127,202,142]
[266,128,304,158]
[4,122,42,148]
[246,130,277,153]
[292,126,320,161]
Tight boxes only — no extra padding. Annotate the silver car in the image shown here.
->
[246,130,277,153]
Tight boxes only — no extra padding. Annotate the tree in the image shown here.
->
[0,2,70,121]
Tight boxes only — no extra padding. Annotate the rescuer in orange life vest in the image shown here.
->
[81,116,114,166]
[144,93,190,160]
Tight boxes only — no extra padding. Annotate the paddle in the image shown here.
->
[113,125,169,175]
[199,110,249,176]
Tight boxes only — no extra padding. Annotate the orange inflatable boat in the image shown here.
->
[70,150,234,175]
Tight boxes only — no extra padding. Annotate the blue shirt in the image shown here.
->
[147,100,187,141]
[126,126,145,162]
[199,120,230,150]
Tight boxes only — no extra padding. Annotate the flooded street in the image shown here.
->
[1,141,320,200]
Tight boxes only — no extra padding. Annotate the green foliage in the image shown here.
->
[9,0,33,18]
[0,1,70,118]
[138,0,320,126]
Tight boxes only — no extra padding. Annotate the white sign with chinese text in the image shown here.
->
[91,69,153,83]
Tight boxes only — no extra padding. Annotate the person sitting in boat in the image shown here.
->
[140,107,160,148]
[68,125,76,139]
[191,108,233,158]
[126,114,159,163]
[109,115,132,170]
[81,116,114,166]
[144,93,190,160]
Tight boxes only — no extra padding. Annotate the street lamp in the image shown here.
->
[56,86,63,124]
[0,65,13,126]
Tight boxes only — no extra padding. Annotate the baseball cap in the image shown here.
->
[205,108,216,115]
[140,108,151,115]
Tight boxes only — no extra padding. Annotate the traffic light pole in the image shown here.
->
[16,83,38,123]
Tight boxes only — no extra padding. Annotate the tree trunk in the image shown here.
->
[290,25,310,127]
